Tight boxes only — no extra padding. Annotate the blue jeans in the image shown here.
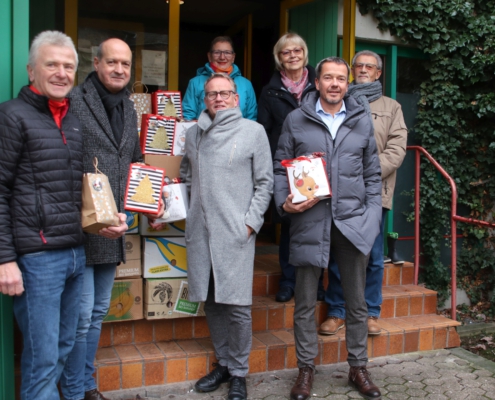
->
[279,219,325,292]
[61,263,117,399]
[325,208,387,318]
[13,245,85,400]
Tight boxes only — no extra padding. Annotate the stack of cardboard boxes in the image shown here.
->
[103,91,203,323]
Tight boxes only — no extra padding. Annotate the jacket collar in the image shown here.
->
[197,107,242,132]
[78,76,128,150]
[265,65,317,105]
[18,85,56,116]
[198,62,242,79]
[300,91,367,149]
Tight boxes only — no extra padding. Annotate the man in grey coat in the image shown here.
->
[273,57,382,400]
[60,38,158,400]
[181,73,273,400]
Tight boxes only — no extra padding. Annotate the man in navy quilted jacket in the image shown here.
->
[0,31,86,400]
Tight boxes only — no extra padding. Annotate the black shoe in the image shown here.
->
[276,286,294,302]
[228,376,247,400]
[195,363,230,392]
[317,289,325,302]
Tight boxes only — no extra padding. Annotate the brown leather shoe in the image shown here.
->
[319,316,345,335]
[290,366,314,400]
[367,316,382,336]
[348,366,381,399]
[84,389,109,400]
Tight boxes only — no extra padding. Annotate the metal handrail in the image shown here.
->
[408,145,495,321]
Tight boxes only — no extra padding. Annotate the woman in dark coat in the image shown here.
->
[258,32,324,302]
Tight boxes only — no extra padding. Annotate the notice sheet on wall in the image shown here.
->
[142,50,167,86]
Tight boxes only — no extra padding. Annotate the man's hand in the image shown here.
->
[99,213,128,239]
[143,197,165,221]
[0,261,24,296]
[246,225,254,238]
[282,194,320,213]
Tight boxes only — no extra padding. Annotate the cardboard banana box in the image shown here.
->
[115,235,142,279]
[139,216,186,237]
[125,211,139,234]
[103,278,143,322]
[143,236,187,278]
[144,278,204,320]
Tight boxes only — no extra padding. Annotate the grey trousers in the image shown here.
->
[294,222,369,368]
[204,274,252,377]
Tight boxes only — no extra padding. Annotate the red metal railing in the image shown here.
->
[408,145,495,321]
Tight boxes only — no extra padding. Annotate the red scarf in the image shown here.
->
[280,68,309,105]
[210,62,234,76]
[29,85,69,128]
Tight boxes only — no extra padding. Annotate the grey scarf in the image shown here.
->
[347,80,382,134]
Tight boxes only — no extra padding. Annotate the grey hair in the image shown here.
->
[352,50,382,70]
[204,73,237,94]
[273,32,309,71]
[315,57,350,80]
[29,30,78,69]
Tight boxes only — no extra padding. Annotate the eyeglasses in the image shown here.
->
[205,90,235,100]
[280,47,303,57]
[353,63,378,71]
[210,50,235,58]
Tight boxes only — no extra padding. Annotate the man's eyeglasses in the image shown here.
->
[210,50,235,58]
[353,63,378,71]
[280,48,303,57]
[205,90,236,100]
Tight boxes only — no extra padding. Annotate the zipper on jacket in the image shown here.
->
[39,231,47,244]
[229,141,237,166]
[60,129,67,145]
[36,194,47,244]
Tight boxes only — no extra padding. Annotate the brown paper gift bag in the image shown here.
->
[130,81,152,130]
[81,158,120,234]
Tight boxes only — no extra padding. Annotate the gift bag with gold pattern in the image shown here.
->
[129,82,152,130]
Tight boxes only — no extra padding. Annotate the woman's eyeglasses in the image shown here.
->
[280,48,303,57]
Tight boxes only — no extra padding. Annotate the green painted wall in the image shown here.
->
[289,0,339,68]
[0,1,29,398]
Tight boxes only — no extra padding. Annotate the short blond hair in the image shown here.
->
[273,32,309,71]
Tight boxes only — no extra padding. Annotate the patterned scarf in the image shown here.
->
[280,67,309,105]
[210,62,234,76]
[347,80,383,135]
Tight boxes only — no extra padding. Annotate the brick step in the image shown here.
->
[92,314,461,393]
[253,253,415,297]
[96,284,436,348]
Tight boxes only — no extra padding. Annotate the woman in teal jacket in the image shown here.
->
[182,36,257,121]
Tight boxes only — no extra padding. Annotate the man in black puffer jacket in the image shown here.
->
[0,31,86,400]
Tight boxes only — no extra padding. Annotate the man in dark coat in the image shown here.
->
[273,57,382,400]
[0,30,86,400]
[60,38,149,400]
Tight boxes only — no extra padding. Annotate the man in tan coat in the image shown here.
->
[320,50,407,337]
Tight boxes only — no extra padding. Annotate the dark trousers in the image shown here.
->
[204,274,252,377]
[294,222,369,368]
[279,219,325,291]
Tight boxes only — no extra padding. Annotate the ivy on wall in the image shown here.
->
[357,0,495,315]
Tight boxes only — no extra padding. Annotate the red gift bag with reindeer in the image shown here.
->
[282,154,332,204]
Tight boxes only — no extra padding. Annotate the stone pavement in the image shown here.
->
[104,348,495,399]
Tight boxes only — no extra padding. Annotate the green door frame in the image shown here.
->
[0,1,29,399]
